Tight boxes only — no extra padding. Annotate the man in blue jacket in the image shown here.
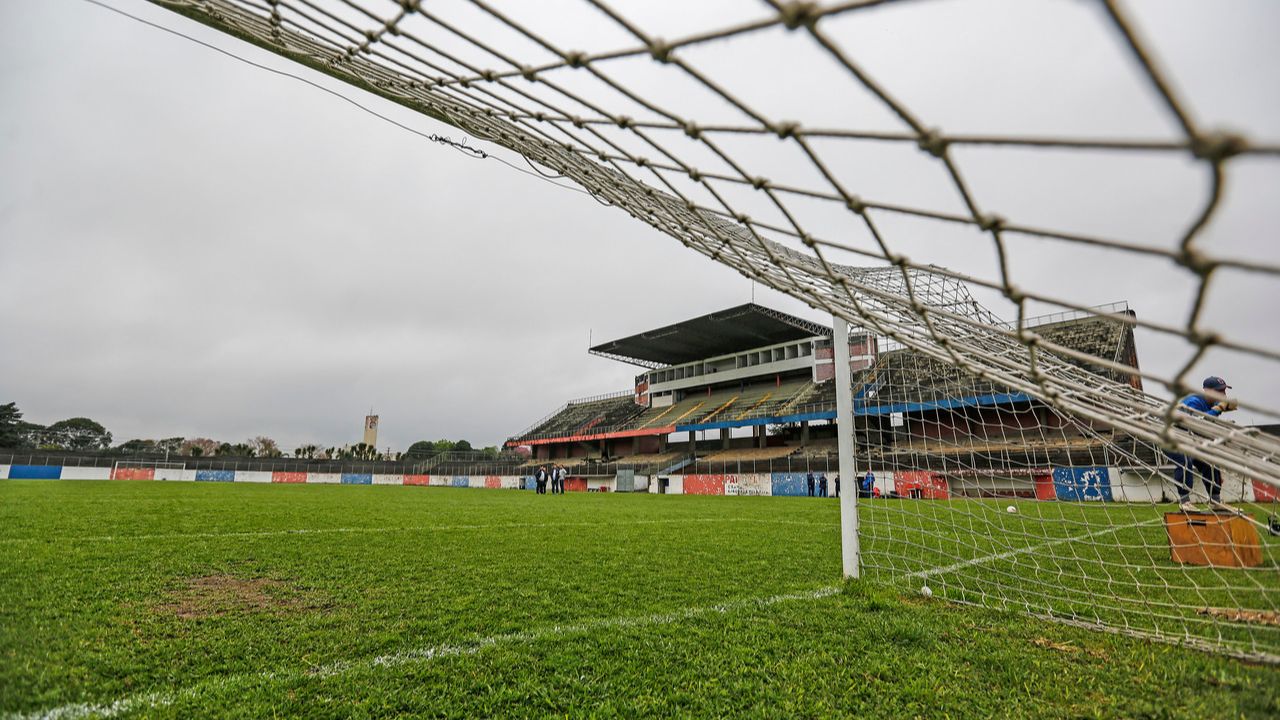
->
[1167,376,1235,512]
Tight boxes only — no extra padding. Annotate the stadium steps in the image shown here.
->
[702,446,798,462]
[698,395,740,424]
[615,450,685,469]
[659,456,696,474]
[733,391,774,420]
[774,381,822,415]
[639,404,677,428]
[671,401,707,424]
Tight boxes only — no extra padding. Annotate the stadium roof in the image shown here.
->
[589,303,831,368]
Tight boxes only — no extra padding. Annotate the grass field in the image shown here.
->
[2,481,1278,718]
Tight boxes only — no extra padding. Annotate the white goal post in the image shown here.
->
[111,459,186,481]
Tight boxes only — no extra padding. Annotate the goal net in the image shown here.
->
[139,0,1279,661]
[111,459,186,481]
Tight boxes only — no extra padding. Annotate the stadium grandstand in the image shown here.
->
[505,297,1144,494]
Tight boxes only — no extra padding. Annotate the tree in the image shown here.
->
[454,439,472,452]
[0,402,25,448]
[294,444,321,459]
[405,440,436,458]
[250,436,283,458]
[183,438,219,457]
[346,443,378,461]
[114,438,157,455]
[44,418,112,451]
[216,442,234,456]
[156,437,185,455]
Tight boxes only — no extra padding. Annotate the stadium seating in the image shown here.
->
[501,312,1131,453]
[520,394,644,439]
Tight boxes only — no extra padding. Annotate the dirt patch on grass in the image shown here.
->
[1198,607,1280,627]
[157,574,309,619]
[1032,637,1109,659]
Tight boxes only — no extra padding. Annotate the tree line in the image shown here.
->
[1,402,501,461]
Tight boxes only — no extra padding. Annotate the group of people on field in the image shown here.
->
[804,471,881,499]
[533,464,567,495]
[805,472,837,497]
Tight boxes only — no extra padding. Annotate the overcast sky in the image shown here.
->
[1,0,1277,451]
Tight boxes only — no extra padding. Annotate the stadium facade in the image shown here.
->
[505,301,1158,498]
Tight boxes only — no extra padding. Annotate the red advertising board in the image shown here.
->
[895,471,950,499]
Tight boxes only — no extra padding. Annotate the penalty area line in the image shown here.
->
[903,517,1162,580]
[5,585,841,720]
[0,517,832,545]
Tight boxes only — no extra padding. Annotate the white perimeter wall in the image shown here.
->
[59,466,111,480]
[648,475,684,495]
[308,472,341,484]
[1114,469,1253,503]
[728,474,772,496]
[372,474,403,485]
[236,470,273,484]
[858,469,895,495]
[1114,470,1166,502]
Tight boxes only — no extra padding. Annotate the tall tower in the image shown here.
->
[363,413,379,447]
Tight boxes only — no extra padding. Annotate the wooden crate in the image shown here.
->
[1164,512,1262,568]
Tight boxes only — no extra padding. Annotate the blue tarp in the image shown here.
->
[340,473,372,485]
[195,470,234,482]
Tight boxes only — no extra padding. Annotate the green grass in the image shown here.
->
[1,481,1277,718]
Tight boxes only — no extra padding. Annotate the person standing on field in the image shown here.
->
[818,472,828,498]
[535,465,547,495]
[861,470,876,499]
[806,471,815,497]
[554,464,565,494]
[1166,376,1236,512]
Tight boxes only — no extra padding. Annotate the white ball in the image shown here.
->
[920,585,933,598]
[1006,505,1017,514]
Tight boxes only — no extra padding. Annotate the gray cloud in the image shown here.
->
[2,0,1276,451]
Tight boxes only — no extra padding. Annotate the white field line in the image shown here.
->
[5,585,841,720]
[903,518,1161,580]
[0,517,834,545]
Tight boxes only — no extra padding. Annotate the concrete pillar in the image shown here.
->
[720,428,731,449]
[801,420,810,446]
[688,430,696,456]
